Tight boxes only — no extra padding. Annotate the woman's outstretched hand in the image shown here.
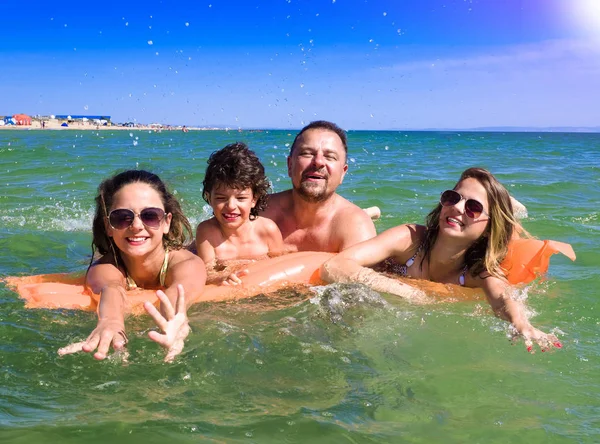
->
[518,325,562,353]
[144,284,190,362]
[57,318,128,360]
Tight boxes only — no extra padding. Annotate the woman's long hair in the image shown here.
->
[420,167,521,279]
[90,170,193,266]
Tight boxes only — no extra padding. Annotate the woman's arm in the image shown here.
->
[480,275,561,352]
[58,261,130,360]
[321,225,429,303]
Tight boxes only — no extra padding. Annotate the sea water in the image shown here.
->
[0,129,598,443]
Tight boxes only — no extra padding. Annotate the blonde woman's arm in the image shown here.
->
[480,276,561,352]
[321,225,429,303]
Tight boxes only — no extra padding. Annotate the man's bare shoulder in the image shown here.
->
[332,194,374,221]
[330,195,377,249]
[263,190,293,218]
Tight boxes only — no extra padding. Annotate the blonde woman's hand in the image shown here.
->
[519,325,562,353]
[144,284,190,362]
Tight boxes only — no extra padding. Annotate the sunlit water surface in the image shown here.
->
[1,130,598,443]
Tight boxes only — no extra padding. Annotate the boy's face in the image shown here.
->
[208,184,257,229]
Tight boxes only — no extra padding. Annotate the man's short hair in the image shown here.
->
[290,120,348,155]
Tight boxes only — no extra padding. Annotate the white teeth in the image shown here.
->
[128,237,146,242]
[448,217,463,226]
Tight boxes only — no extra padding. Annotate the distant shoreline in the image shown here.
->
[0,123,227,132]
[1,123,598,134]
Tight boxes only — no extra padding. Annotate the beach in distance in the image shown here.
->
[0,119,218,131]
[0,129,599,443]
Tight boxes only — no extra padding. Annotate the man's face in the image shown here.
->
[287,128,348,203]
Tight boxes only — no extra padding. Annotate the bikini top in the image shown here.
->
[125,249,170,290]
[397,244,467,286]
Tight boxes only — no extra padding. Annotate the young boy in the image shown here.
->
[196,142,284,284]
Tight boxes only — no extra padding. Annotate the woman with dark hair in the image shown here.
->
[59,170,206,361]
[321,167,561,352]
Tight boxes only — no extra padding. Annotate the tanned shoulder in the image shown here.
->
[331,195,377,250]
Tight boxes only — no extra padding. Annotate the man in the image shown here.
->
[262,120,377,252]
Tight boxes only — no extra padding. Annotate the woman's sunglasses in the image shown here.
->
[440,190,488,219]
[108,207,166,230]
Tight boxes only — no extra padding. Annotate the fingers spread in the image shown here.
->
[145,301,169,332]
[525,338,534,354]
[81,334,101,353]
[57,341,86,356]
[94,331,116,360]
[148,330,168,347]
[156,290,176,319]
[164,341,185,363]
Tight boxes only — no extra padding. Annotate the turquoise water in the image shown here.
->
[1,129,598,443]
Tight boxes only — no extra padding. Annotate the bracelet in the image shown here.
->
[117,330,129,345]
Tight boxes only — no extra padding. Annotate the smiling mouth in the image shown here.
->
[127,237,148,243]
[303,172,326,181]
[222,213,240,220]
[447,217,464,227]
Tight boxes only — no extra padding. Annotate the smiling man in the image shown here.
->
[262,121,377,252]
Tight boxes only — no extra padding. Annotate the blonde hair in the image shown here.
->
[421,168,523,279]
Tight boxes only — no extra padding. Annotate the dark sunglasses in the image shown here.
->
[440,190,488,219]
[108,207,166,230]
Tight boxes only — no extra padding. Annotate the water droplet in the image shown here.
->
[147,40,153,45]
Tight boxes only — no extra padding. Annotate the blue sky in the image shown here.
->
[1,0,599,129]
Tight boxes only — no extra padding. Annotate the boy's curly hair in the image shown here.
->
[202,142,270,219]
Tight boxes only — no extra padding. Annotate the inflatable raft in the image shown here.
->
[2,239,575,312]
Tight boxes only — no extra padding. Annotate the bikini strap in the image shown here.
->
[397,243,423,276]
[125,249,169,290]
[406,243,422,268]
[125,274,138,290]
[159,249,169,287]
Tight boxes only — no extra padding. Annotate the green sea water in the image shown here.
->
[0,129,598,443]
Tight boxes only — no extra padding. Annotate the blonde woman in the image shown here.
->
[321,168,561,352]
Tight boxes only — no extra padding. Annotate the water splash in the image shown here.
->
[310,283,393,325]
